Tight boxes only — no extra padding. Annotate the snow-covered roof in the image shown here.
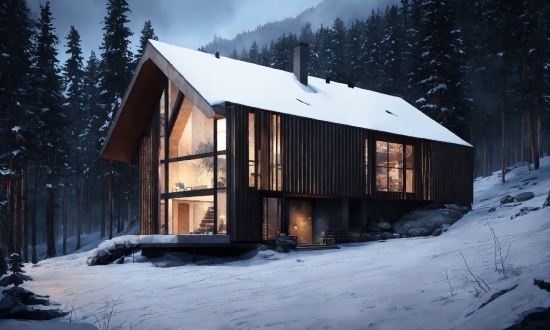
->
[150,40,471,147]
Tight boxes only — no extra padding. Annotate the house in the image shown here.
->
[99,40,473,246]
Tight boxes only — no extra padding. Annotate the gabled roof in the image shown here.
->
[101,40,471,162]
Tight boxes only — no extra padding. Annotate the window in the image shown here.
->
[270,114,281,191]
[249,112,255,187]
[263,197,281,240]
[375,141,414,193]
[365,139,369,194]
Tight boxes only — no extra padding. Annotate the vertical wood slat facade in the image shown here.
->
[139,104,160,235]
[227,103,473,204]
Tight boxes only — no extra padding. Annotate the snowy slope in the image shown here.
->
[2,157,550,330]
[150,40,471,147]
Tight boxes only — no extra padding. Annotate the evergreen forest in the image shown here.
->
[1,0,549,261]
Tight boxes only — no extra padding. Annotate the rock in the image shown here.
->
[392,233,401,238]
[488,207,496,213]
[114,257,124,264]
[514,192,535,202]
[460,205,472,214]
[441,224,451,232]
[426,202,444,210]
[432,228,442,236]
[511,207,540,220]
[503,306,550,330]
[361,233,374,241]
[380,232,393,240]
[87,235,140,266]
[521,176,537,182]
[407,228,430,237]
[377,222,392,231]
[500,195,515,205]
[0,287,68,321]
[393,209,463,236]
[275,234,296,253]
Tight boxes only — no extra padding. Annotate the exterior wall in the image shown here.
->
[139,105,160,234]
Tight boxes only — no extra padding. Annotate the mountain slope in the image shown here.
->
[203,0,400,56]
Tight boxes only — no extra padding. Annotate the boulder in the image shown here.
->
[275,234,296,253]
[514,192,535,202]
[500,195,515,205]
[408,228,430,237]
[392,209,463,236]
[361,233,374,242]
[488,207,496,213]
[392,233,401,239]
[441,224,451,232]
[432,228,442,236]
[380,232,393,240]
[377,222,392,231]
[87,235,140,266]
[426,202,444,210]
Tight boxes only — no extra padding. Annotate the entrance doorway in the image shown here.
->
[288,200,312,244]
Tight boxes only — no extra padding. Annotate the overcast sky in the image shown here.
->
[27,0,323,64]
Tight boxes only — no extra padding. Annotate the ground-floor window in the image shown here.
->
[263,197,281,240]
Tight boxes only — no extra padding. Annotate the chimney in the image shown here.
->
[293,43,308,86]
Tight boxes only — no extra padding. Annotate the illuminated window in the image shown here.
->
[249,112,256,187]
[270,114,281,191]
[375,141,414,193]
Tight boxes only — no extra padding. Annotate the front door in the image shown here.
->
[288,200,312,244]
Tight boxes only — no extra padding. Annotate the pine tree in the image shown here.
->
[248,41,259,64]
[99,0,134,240]
[0,0,37,256]
[380,5,406,97]
[258,44,271,66]
[133,20,158,70]
[63,26,85,253]
[33,1,68,258]
[0,253,32,287]
[412,0,472,140]
[326,18,348,84]
[347,19,366,88]
[230,48,238,59]
[363,10,384,90]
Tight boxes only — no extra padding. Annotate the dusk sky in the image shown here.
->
[27,0,323,63]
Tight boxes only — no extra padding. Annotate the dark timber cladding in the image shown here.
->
[139,104,160,235]
[227,103,473,213]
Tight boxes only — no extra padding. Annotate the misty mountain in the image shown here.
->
[202,0,399,56]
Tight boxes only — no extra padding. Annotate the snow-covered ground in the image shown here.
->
[2,157,550,330]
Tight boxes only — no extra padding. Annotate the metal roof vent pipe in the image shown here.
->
[325,77,330,84]
[348,82,354,88]
[293,42,308,86]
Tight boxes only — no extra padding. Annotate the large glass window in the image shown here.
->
[249,112,255,187]
[375,141,414,193]
[263,197,281,240]
[157,81,227,235]
[365,139,369,194]
[270,114,282,191]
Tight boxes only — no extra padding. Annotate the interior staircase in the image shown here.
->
[198,206,215,234]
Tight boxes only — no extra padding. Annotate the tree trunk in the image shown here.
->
[127,163,132,231]
[22,162,28,262]
[109,160,113,240]
[32,165,38,264]
[483,132,487,178]
[529,99,539,169]
[6,159,13,255]
[63,184,67,255]
[537,112,541,158]
[501,74,506,184]
[46,158,56,259]
[75,161,81,250]
[15,174,21,256]
[100,168,105,238]
[87,175,91,234]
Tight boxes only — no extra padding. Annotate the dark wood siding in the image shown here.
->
[434,142,474,205]
[139,106,160,234]
[227,104,263,242]
[227,103,473,207]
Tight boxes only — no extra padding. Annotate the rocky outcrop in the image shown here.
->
[392,208,463,236]
[0,287,68,320]
[87,235,140,266]
[275,234,297,253]
[514,192,535,202]
[500,195,515,205]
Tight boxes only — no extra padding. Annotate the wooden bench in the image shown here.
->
[324,229,363,245]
